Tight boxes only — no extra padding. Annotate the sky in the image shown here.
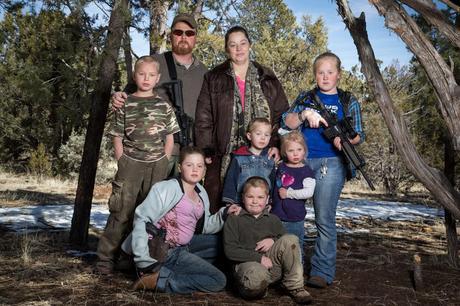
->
[284,0,413,70]
[127,0,414,71]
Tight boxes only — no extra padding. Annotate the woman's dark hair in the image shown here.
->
[224,26,252,51]
[179,146,205,164]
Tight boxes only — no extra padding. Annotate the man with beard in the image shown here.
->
[107,14,213,274]
[113,13,207,175]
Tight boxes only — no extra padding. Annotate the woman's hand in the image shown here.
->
[205,157,212,164]
[112,91,127,110]
[268,147,280,163]
[255,238,275,253]
[302,110,328,129]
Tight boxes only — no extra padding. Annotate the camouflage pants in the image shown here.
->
[233,234,304,298]
[97,155,169,264]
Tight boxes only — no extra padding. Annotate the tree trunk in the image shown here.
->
[123,28,133,83]
[336,0,460,219]
[399,0,460,49]
[444,137,458,267]
[369,0,460,151]
[148,0,170,55]
[69,0,130,247]
[193,0,204,21]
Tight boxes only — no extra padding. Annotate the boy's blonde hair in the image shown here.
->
[134,55,160,73]
[280,131,308,160]
[242,176,270,196]
[247,117,272,133]
[313,52,341,75]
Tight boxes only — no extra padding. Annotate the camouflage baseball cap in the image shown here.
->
[171,13,197,30]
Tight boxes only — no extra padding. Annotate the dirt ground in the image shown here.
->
[0,177,459,305]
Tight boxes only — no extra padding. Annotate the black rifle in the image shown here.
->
[162,78,193,147]
[310,92,375,190]
[164,51,193,147]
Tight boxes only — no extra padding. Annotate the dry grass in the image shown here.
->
[0,170,111,207]
[0,217,459,305]
[0,170,459,305]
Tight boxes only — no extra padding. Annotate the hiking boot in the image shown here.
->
[115,251,134,272]
[132,271,160,291]
[94,260,113,276]
[305,275,328,289]
[288,288,312,304]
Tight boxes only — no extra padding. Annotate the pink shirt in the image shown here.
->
[236,75,246,110]
[157,195,204,247]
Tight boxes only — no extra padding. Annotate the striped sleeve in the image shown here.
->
[347,97,365,143]
[280,91,312,130]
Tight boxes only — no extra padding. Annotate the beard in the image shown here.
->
[172,41,193,55]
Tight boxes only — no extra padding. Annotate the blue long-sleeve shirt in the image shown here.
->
[281,89,364,159]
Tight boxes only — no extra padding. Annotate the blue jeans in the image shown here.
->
[281,221,305,263]
[157,246,226,293]
[188,234,222,264]
[307,157,346,284]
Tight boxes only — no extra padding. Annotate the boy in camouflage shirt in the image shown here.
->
[96,56,180,275]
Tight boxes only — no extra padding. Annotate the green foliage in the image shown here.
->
[58,129,116,183]
[28,143,52,177]
[359,64,417,194]
[406,8,460,186]
[239,0,327,99]
[0,2,102,173]
[58,131,116,183]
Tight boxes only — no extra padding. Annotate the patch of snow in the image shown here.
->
[0,198,444,233]
[0,204,109,232]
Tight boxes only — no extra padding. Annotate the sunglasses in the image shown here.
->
[172,29,196,37]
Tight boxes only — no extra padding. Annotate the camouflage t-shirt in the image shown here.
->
[110,94,180,161]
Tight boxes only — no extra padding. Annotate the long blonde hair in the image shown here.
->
[280,131,308,161]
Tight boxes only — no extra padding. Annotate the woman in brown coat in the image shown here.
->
[195,26,289,212]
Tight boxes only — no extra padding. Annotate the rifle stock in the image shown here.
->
[164,79,192,147]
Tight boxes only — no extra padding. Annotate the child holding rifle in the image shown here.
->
[281,52,365,288]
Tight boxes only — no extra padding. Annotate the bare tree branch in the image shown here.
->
[399,0,460,49]
[439,0,460,12]
[370,0,460,150]
[336,0,460,218]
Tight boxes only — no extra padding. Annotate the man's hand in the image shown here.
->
[268,147,280,163]
[260,255,273,269]
[112,91,127,110]
[255,238,275,253]
[278,187,288,199]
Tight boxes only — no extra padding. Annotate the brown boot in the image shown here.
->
[288,288,312,305]
[132,272,160,291]
[305,275,328,289]
[94,260,113,276]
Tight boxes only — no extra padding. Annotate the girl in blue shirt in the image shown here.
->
[281,52,365,288]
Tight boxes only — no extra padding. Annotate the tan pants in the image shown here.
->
[233,234,304,298]
[97,155,169,264]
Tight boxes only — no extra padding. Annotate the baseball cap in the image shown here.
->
[171,13,197,30]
